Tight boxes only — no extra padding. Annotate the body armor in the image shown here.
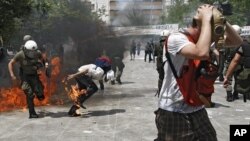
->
[242,40,250,68]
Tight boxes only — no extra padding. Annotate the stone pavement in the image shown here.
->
[0,51,250,141]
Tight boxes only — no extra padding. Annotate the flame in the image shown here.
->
[62,78,86,105]
[0,57,62,112]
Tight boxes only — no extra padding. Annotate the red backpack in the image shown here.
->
[165,33,219,106]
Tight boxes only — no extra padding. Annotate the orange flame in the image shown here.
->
[62,79,86,105]
[0,57,62,112]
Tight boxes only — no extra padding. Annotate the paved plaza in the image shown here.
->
[0,51,250,141]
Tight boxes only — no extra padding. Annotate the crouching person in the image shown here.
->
[66,57,113,116]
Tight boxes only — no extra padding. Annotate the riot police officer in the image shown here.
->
[224,35,250,102]
[155,30,170,96]
[8,40,49,118]
[224,25,242,101]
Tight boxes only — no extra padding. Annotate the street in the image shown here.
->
[0,51,250,141]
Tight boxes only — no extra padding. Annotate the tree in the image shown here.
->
[0,0,32,44]
[162,0,250,27]
[124,2,149,26]
[161,0,200,26]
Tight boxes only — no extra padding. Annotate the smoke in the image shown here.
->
[110,0,154,26]
[0,0,127,106]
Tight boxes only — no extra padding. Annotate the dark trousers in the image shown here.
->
[155,108,217,141]
[75,75,98,104]
[144,51,152,62]
[21,75,44,115]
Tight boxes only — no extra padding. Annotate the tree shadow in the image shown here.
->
[81,109,126,118]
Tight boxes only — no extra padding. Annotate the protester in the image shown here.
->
[66,56,114,116]
[111,56,125,84]
[154,4,242,141]
[130,40,136,60]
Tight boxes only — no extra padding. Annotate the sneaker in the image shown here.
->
[68,105,81,116]
[69,112,81,117]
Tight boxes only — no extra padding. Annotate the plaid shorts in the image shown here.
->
[155,108,217,141]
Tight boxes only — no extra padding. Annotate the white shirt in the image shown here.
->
[78,64,104,80]
[159,32,204,113]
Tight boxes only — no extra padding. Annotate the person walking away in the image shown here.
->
[136,41,141,56]
[130,40,136,60]
[111,56,125,84]
[154,4,242,141]
[144,42,152,62]
[150,39,156,63]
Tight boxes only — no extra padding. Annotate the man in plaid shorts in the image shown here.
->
[155,4,242,141]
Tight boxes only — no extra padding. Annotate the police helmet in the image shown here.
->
[24,40,38,51]
[160,30,170,37]
[23,35,32,42]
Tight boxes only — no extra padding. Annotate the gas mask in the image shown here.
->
[24,49,39,59]
[211,8,226,48]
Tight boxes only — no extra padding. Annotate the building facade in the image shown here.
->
[109,0,163,26]
[83,0,188,26]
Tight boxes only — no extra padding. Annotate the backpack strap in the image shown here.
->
[164,37,178,78]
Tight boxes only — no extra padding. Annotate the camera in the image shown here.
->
[213,1,233,16]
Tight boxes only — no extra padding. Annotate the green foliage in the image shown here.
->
[0,0,33,43]
[0,0,126,66]
[226,0,250,25]
[162,0,250,27]
[161,0,201,26]
[125,9,148,26]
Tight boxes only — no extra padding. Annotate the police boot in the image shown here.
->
[233,91,239,100]
[29,112,39,118]
[29,107,38,118]
[246,93,250,100]
[116,78,122,85]
[226,91,234,102]
[26,95,39,118]
[68,105,81,117]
